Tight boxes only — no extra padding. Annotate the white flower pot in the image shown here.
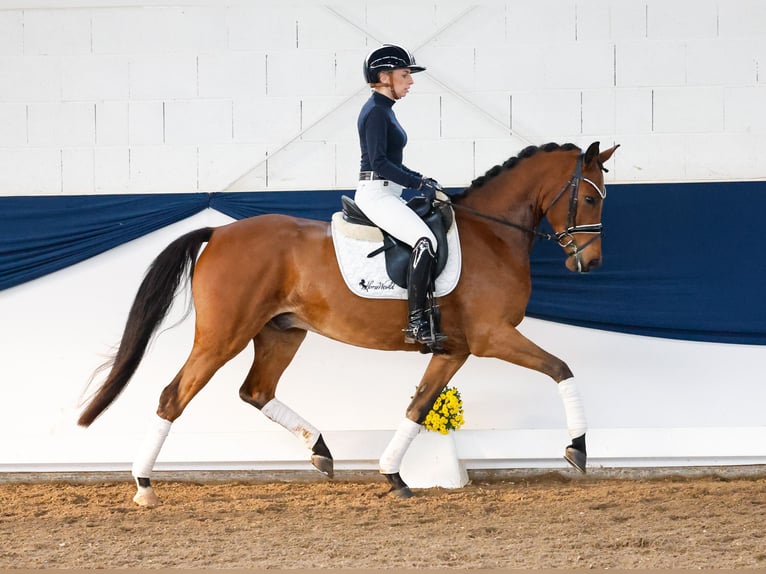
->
[399,429,468,489]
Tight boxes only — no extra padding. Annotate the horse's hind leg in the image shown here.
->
[239,323,334,478]
[132,340,250,507]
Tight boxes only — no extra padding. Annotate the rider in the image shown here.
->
[355,44,445,351]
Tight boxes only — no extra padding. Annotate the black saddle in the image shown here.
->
[341,195,453,289]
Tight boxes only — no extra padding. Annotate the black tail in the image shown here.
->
[78,227,214,427]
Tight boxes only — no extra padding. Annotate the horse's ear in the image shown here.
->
[597,144,620,167]
[583,141,601,167]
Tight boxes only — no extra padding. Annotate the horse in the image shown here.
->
[78,141,619,506]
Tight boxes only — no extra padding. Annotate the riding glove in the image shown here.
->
[419,177,443,202]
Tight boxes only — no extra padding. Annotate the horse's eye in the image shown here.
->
[584,195,596,205]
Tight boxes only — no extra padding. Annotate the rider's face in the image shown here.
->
[381,68,414,99]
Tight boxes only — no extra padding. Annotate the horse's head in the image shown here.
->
[542,141,619,273]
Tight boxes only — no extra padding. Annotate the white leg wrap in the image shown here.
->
[132,414,172,479]
[379,418,421,474]
[558,377,588,439]
[261,398,320,450]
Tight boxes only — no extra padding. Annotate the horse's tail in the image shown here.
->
[78,227,214,427]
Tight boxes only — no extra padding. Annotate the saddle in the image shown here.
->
[340,195,454,289]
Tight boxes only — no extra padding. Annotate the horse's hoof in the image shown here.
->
[311,454,334,478]
[389,485,414,499]
[133,486,161,508]
[564,446,587,474]
[381,472,413,498]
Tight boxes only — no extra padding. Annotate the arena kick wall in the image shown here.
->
[0,0,764,475]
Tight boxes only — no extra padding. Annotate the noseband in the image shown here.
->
[436,153,606,271]
[542,154,607,271]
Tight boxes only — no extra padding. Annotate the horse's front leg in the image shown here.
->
[472,326,587,473]
[379,352,469,498]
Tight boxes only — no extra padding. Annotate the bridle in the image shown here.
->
[435,153,607,271]
[541,154,607,271]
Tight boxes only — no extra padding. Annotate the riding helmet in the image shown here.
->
[363,44,426,84]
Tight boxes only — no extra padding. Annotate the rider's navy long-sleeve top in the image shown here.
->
[357,91,423,189]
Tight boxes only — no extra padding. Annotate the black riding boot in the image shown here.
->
[403,238,445,350]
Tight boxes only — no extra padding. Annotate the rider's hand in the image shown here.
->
[419,177,443,201]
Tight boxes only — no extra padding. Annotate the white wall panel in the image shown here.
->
[91,6,226,55]
[653,87,724,133]
[430,4,507,47]
[198,143,267,192]
[128,101,163,144]
[574,1,611,41]
[475,45,544,91]
[296,4,367,50]
[686,40,758,87]
[0,148,60,194]
[226,4,298,51]
[541,42,614,89]
[365,2,439,50]
[393,92,441,140]
[608,0,647,39]
[724,87,766,133]
[406,139,474,187]
[128,54,197,100]
[0,11,23,55]
[267,50,336,97]
[198,52,266,99]
[0,103,27,146]
[164,100,232,145]
[646,0,718,39]
[62,55,130,101]
[233,97,301,144]
[581,89,615,135]
[94,147,129,194]
[506,0,576,43]
[128,145,198,193]
[417,46,476,94]
[300,95,359,143]
[616,41,686,87]
[614,88,652,133]
[27,102,95,146]
[718,0,766,38]
[335,49,370,95]
[440,93,508,140]
[511,90,582,140]
[266,141,335,189]
[95,101,128,145]
[0,57,62,102]
[611,133,686,181]
[23,9,91,56]
[62,147,95,194]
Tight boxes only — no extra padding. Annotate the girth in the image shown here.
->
[340,195,454,288]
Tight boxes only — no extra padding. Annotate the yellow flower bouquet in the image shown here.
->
[423,386,465,434]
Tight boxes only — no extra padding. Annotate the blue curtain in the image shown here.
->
[1,184,763,345]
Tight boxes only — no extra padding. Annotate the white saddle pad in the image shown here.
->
[330,211,462,300]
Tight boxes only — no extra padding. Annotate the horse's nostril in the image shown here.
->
[587,258,602,271]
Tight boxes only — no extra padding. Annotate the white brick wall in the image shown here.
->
[1,0,765,196]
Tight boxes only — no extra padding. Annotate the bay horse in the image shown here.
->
[78,141,619,506]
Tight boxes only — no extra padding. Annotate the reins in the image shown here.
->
[433,198,556,241]
[435,153,605,249]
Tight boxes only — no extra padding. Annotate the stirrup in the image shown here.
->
[403,319,446,347]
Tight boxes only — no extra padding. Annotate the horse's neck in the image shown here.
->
[459,170,541,231]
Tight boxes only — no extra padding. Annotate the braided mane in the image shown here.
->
[451,142,580,200]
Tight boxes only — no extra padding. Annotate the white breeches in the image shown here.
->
[354,179,437,251]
